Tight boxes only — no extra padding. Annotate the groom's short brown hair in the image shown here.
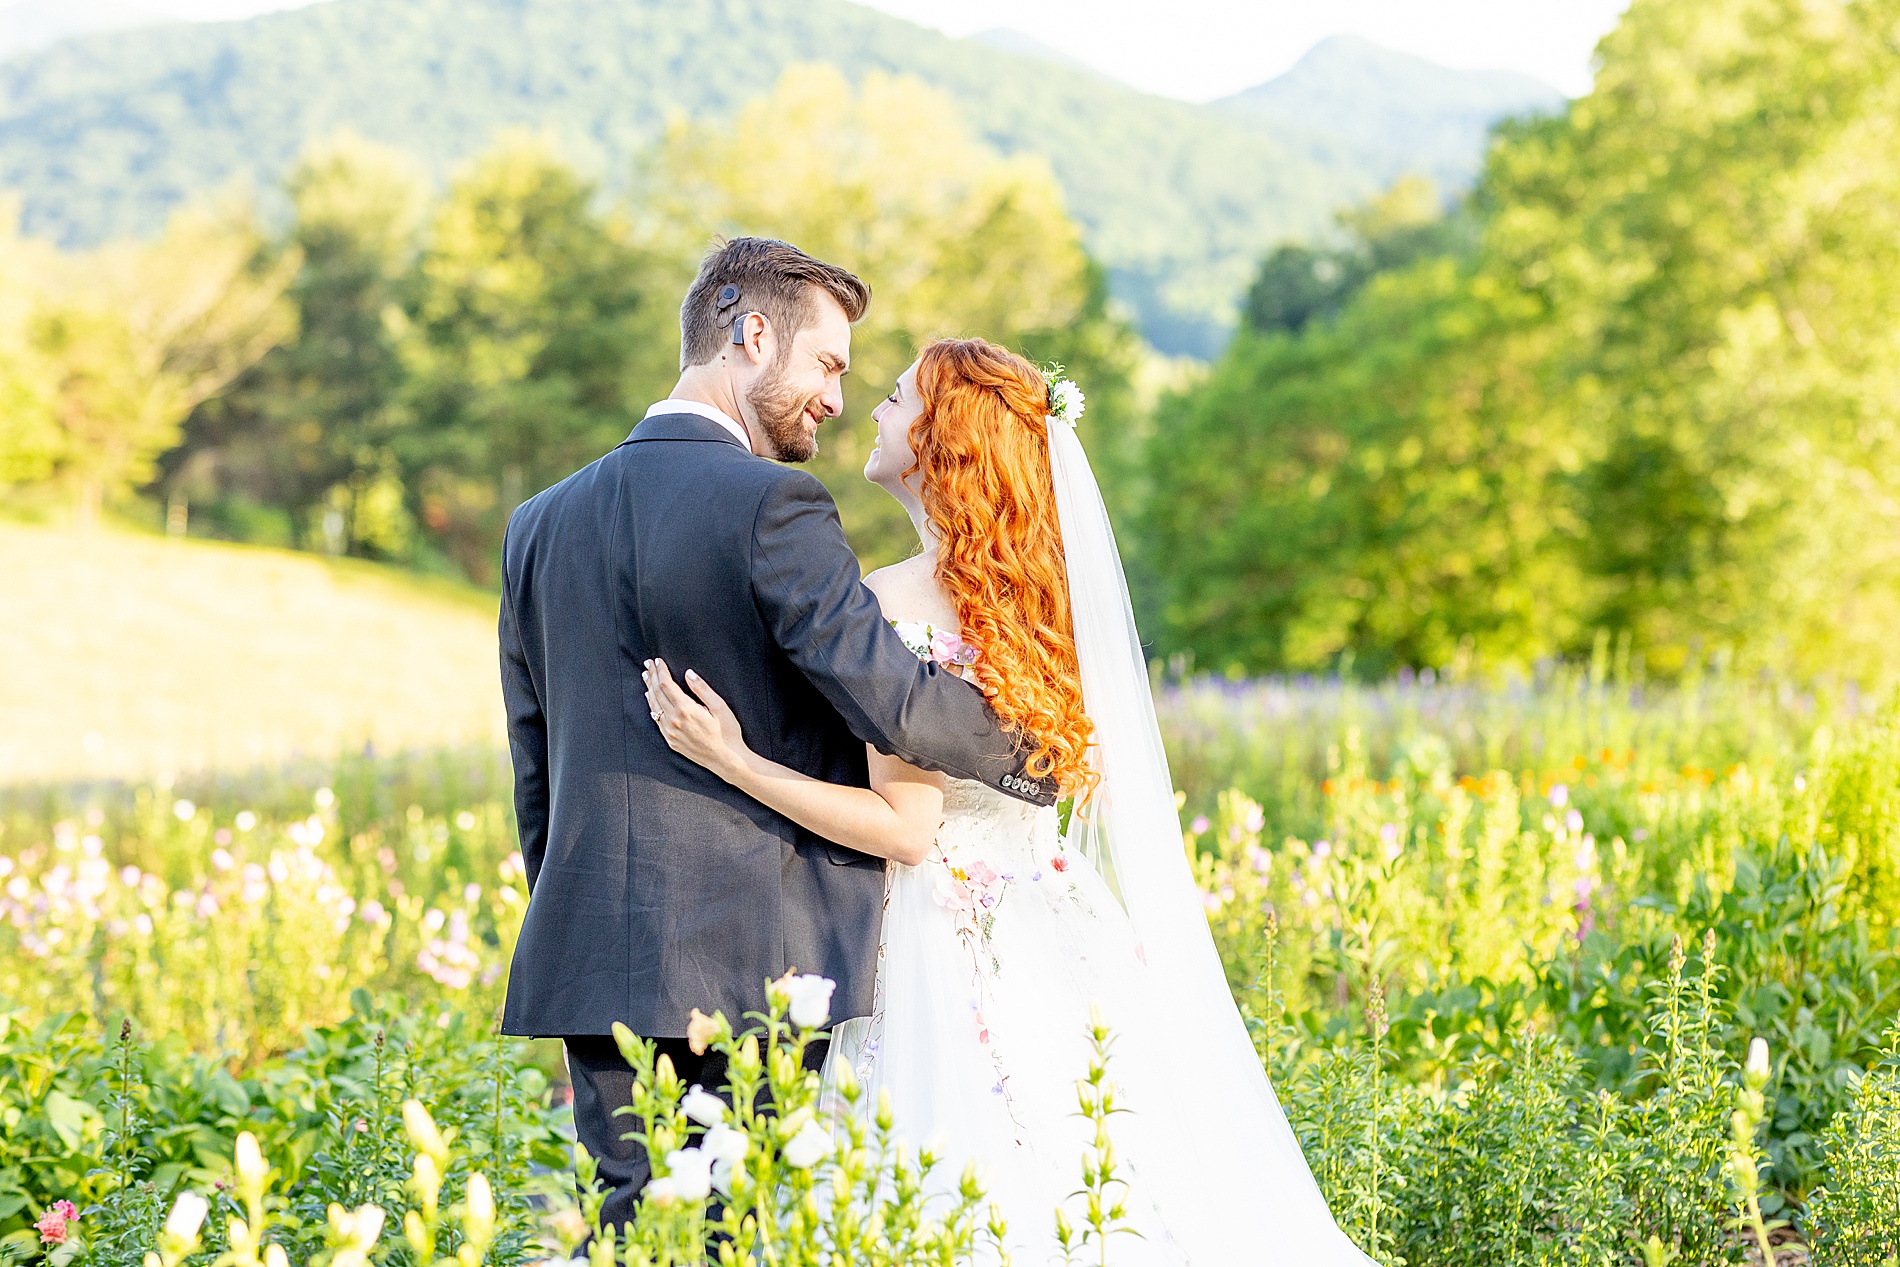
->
[679,237,871,369]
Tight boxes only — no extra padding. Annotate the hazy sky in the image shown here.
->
[139,0,1629,99]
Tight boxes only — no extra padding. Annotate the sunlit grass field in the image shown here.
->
[0,525,505,784]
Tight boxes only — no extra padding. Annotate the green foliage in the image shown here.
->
[1150,0,1900,680]
[0,200,296,527]
[0,998,564,1262]
[394,133,672,581]
[174,135,427,559]
[1241,176,1472,337]
[1807,1024,1900,1263]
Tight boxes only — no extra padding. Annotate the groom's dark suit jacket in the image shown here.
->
[498,411,1054,1039]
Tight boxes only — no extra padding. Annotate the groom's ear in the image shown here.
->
[732,311,772,365]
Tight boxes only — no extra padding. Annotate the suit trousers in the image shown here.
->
[564,1032,831,1233]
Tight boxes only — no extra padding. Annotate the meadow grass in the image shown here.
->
[0,525,503,785]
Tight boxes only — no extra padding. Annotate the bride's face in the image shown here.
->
[865,361,925,502]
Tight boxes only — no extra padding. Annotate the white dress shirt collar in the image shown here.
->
[644,398,751,451]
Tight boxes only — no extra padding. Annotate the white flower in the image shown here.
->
[1747,1036,1770,1080]
[1048,377,1086,426]
[782,1118,832,1169]
[172,799,197,822]
[701,1123,749,1164]
[235,811,257,832]
[165,1192,209,1241]
[235,1131,268,1189]
[663,1147,713,1202]
[464,1174,495,1241]
[644,1176,679,1206]
[681,1084,725,1127]
[777,973,836,1029]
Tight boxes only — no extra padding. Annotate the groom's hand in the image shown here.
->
[644,659,752,783]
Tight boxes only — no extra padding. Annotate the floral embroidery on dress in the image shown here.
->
[878,621,1030,1138]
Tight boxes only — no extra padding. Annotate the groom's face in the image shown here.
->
[741,289,852,463]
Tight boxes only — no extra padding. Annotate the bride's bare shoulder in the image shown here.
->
[863,555,958,628]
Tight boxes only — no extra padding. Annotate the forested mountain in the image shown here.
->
[0,0,1558,356]
[1217,35,1563,194]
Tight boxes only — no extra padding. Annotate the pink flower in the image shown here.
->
[932,871,976,913]
[929,630,979,668]
[1049,855,1070,873]
[966,861,1000,888]
[37,1200,78,1244]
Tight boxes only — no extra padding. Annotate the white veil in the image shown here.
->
[1046,418,1373,1262]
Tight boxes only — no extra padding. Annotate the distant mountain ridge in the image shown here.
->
[1218,35,1565,194]
[0,0,1561,355]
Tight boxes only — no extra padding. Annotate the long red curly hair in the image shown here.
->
[907,338,1096,799]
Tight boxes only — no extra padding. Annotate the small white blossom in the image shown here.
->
[681,1085,725,1127]
[777,973,836,1029]
[701,1123,749,1164]
[1747,1036,1770,1080]
[782,1118,832,1169]
[644,1176,679,1206]
[235,1132,268,1189]
[165,1192,209,1241]
[663,1147,713,1202]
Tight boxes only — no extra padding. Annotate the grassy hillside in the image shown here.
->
[0,0,1557,356]
[0,524,503,784]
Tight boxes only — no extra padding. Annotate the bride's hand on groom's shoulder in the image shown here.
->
[643,659,752,783]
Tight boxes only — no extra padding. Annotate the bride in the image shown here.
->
[641,338,1371,1263]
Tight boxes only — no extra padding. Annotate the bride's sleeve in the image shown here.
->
[750,470,1056,807]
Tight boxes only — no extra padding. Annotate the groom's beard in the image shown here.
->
[747,363,821,463]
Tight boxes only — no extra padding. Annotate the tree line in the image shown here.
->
[0,66,1142,582]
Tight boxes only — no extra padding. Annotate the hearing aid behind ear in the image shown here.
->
[714,283,754,345]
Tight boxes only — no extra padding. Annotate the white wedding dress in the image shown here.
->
[822,614,1374,1265]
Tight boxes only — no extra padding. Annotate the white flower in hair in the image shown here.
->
[1045,373,1085,428]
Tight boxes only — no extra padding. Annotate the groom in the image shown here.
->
[497,237,1055,1229]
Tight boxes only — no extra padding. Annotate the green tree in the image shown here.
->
[173,134,428,554]
[396,131,673,580]
[27,199,295,527]
[0,212,59,489]
[1149,0,1900,679]
[1242,176,1471,337]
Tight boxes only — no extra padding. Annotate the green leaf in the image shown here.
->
[42,1089,97,1151]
